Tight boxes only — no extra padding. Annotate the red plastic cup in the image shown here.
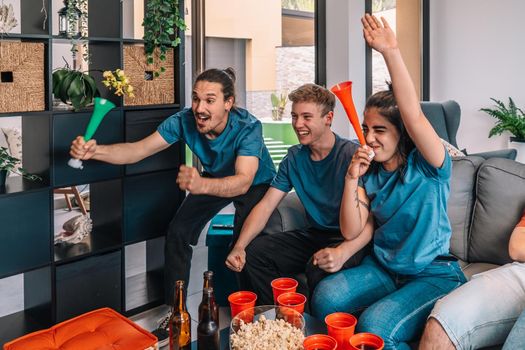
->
[349,332,384,350]
[277,292,307,314]
[325,312,358,350]
[271,277,298,304]
[303,334,338,350]
[228,291,257,322]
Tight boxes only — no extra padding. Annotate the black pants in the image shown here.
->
[244,228,369,305]
[164,183,269,304]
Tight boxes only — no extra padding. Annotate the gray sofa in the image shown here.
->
[265,156,525,349]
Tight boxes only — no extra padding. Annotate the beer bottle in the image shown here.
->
[197,287,220,350]
[169,280,191,350]
[200,271,219,322]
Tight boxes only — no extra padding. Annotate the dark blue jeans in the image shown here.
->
[311,255,466,350]
[164,184,269,304]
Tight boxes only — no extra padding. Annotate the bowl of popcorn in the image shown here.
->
[230,305,306,350]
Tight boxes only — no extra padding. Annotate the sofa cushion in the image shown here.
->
[263,191,308,234]
[460,261,500,280]
[448,156,484,261]
[469,158,525,264]
[3,307,157,350]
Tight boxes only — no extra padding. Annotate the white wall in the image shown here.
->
[326,0,366,140]
[430,0,525,153]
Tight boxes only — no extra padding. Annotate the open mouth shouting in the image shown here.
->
[195,114,211,127]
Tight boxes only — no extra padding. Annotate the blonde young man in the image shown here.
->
[225,83,371,304]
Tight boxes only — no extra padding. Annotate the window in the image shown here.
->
[184,0,323,166]
[368,0,425,99]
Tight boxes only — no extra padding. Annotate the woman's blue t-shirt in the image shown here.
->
[157,107,276,185]
[360,148,452,274]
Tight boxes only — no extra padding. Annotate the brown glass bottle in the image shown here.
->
[169,280,191,350]
[197,287,220,350]
[200,271,219,322]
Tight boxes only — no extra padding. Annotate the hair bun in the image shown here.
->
[223,67,236,84]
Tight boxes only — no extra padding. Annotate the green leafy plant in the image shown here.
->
[142,0,186,77]
[480,97,525,140]
[52,65,99,111]
[0,147,41,181]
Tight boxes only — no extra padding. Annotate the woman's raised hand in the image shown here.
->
[347,145,374,180]
[361,13,398,53]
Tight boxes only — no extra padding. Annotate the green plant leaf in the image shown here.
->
[481,97,525,139]
[58,71,78,104]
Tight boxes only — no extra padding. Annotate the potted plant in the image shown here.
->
[142,0,186,76]
[53,65,99,111]
[480,97,525,162]
[271,91,288,121]
[0,147,41,188]
[53,65,134,111]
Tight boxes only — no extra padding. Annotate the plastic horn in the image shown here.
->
[68,97,116,169]
[331,81,366,145]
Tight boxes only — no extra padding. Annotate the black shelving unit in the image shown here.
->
[0,0,185,344]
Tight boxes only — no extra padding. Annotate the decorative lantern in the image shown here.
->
[58,0,82,37]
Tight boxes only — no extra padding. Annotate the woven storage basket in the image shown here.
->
[0,41,45,113]
[123,45,175,106]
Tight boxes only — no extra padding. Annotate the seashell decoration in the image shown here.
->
[0,3,17,34]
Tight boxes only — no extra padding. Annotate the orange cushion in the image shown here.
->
[3,308,157,350]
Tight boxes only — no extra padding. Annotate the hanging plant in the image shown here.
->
[142,0,186,76]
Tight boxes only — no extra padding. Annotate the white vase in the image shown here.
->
[509,138,525,164]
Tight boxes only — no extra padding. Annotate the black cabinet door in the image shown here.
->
[55,251,121,322]
[0,190,51,277]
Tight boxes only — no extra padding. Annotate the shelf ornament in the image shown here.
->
[0,2,17,35]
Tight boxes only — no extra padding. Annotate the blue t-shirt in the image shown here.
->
[360,148,452,275]
[271,134,359,230]
[157,107,276,185]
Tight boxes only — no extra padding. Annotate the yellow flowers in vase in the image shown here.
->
[102,69,135,98]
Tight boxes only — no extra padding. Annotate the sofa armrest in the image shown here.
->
[469,148,517,160]
[263,192,308,234]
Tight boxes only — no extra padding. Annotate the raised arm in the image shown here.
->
[362,14,445,168]
[70,131,170,165]
[340,146,373,240]
[225,187,287,272]
[509,211,525,262]
[176,155,259,198]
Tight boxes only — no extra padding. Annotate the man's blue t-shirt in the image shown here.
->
[157,107,276,186]
[360,148,452,275]
[271,134,359,230]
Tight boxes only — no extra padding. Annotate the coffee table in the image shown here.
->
[190,313,326,349]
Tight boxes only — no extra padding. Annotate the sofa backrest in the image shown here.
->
[448,156,485,261]
[468,158,525,264]
[421,100,461,149]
